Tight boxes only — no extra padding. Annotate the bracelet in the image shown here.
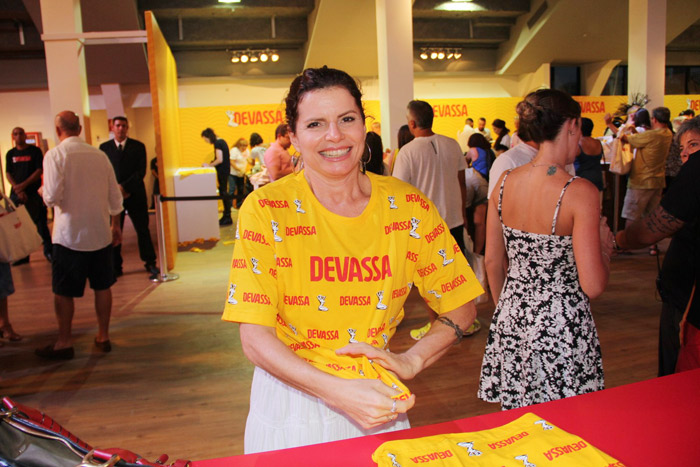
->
[435,316,465,344]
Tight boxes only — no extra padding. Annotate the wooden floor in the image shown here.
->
[0,211,663,462]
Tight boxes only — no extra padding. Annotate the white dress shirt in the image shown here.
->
[43,136,123,251]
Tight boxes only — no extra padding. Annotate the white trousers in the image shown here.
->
[244,367,411,454]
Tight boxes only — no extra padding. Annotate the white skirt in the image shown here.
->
[244,367,411,454]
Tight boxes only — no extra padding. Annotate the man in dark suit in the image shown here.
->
[100,116,158,277]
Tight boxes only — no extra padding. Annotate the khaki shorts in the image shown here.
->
[621,187,662,221]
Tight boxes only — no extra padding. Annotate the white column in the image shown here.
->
[376,0,414,152]
[40,0,91,143]
[628,0,666,108]
[101,84,126,121]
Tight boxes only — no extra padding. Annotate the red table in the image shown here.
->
[193,369,700,466]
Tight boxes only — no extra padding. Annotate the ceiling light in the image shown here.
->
[260,52,269,62]
[218,0,241,3]
[231,55,239,63]
[271,52,280,62]
[437,51,445,59]
[420,50,428,60]
[454,51,462,59]
[430,51,438,59]
[250,54,259,62]
[240,53,249,63]
[447,52,454,59]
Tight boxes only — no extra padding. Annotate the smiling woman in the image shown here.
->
[222,66,483,454]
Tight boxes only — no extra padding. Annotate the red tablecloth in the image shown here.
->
[193,368,700,466]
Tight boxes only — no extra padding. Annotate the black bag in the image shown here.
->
[0,397,191,467]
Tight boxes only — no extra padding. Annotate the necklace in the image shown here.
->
[530,161,564,176]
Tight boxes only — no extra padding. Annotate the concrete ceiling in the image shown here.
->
[0,0,698,90]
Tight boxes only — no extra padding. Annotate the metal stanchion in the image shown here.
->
[151,194,179,283]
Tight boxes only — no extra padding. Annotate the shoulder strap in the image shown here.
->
[551,176,578,234]
[497,169,514,224]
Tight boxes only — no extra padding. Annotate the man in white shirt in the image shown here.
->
[393,100,467,252]
[476,117,492,144]
[37,111,123,360]
[457,117,476,154]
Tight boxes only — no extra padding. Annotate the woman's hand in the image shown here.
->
[335,343,423,380]
[328,377,416,430]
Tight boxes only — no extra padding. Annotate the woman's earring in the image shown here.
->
[361,142,371,174]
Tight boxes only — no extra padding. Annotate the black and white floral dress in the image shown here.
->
[478,171,604,410]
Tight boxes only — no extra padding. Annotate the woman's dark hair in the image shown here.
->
[516,89,581,143]
[249,132,263,147]
[397,124,414,149]
[201,128,217,143]
[363,131,384,175]
[493,143,509,153]
[468,133,491,152]
[492,118,510,147]
[580,117,594,137]
[676,115,700,142]
[285,66,365,132]
[633,108,651,129]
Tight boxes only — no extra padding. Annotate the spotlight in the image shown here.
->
[271,52,280,62]
[260,51,269,62]
[231,55,239,63]
[437,51,445,59]
[430,51,438,59]
[240,52,249,63]
[447,51,454,59]
[250,53,259,63]
[420,49,428,60]
[454,51,462,59]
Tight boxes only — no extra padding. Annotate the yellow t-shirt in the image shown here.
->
[626,127,673,189]
[372,413,624,466]
[222,171,483,398]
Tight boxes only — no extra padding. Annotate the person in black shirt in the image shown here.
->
[201,128,232,225]
[5,127,53,263]
[616,116,700,375]
[100,116,158,277]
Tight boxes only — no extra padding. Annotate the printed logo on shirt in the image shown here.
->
[317,294,329,311]
[514,454,535,467]
[405,193,430,211]
[441,274,467,293]
[437,249,454,266]
[409,450,455,463]
[276,256,293,267]
[367,323,386,338]
[283,295,310,306]
[388,196,398,209]
[231,258,246,269]
[392,285,408,299]
[347,328,359,343]
[417,263,437,278]
[456,441,482,457]
[307,328,339,340]
[409,217,421,239]
[242,292,271,305]
[387,453,401,466]
[406,250,419,262]
[289,340,320,352]
[271,220,283,242]
[376,291,388,310]
[487,431,529,450]
[453,243,461,254]
[309,255,392,282]
[12,156,32,163]
[276,315,298,335]
[384,220,411,235]
[294,199,306,213]
[227,283,237,305]
[542,441,589,461]
[425,224,445,244]
[534,420,553,431]
[340,295,371,306]
[285,225,317,236]
[234,223,240,239]
[242,229,269,245]
[381,333,389,348]
[250,257,262,274]
[427,289,442,299]
[258,198,289,209]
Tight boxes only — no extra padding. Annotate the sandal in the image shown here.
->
[0,327,23,342]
